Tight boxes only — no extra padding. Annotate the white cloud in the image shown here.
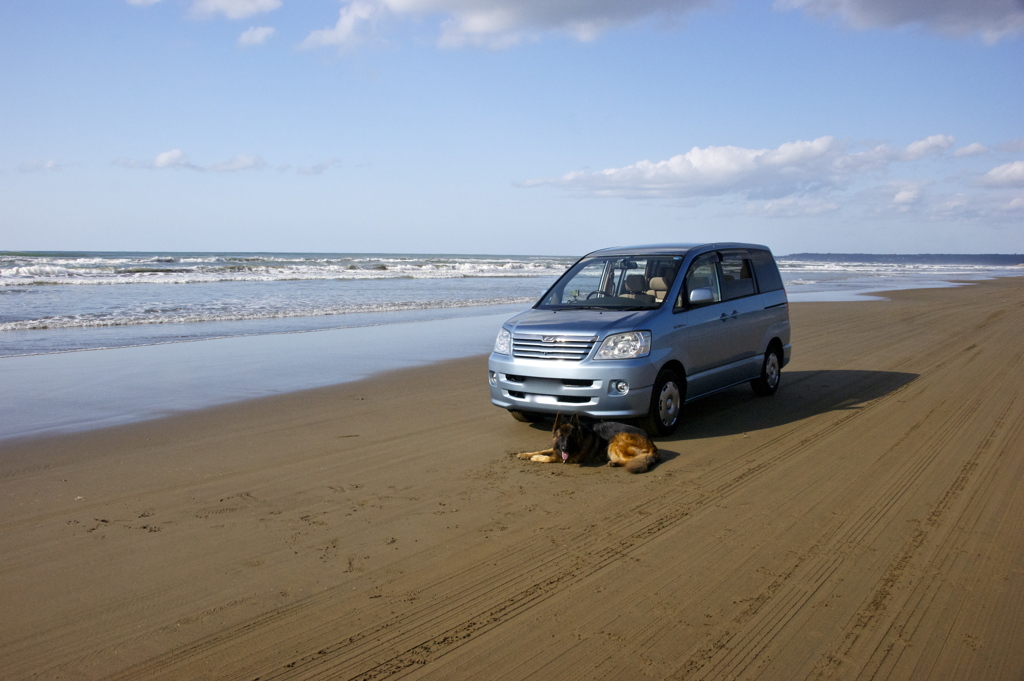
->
[981,161,1024,188]
[902,134,954,160]
[891,183,923,205]
[191,0,281,20]
[19,160,62,173]
[301,1,380,48]
[113,149,194,170]
[298,0,1024,49]
[299,0,1024,49]
[238,26,275,45]
[954,143,989,158]
[524,134,957,199]
[114,150,266,172]
[302,0,714,49]
[421,0,716,47]
[774,0,1024,43]
[754,197,840,217]
[113,152,175,170]
[209,155,266,171]
[154,149,193,169]
[937,195,970,212]
[297,159,340,175]
[926,191,1024,222]
[883,182,930,213]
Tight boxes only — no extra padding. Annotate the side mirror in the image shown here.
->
[689,287,715,305]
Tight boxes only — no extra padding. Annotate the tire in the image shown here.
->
[751,346,782,397]
[639,367,684,436]
[508,409,546,423]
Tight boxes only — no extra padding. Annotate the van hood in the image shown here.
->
[503,308,656,338]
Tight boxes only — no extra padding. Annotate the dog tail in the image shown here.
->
[624,451,659,474]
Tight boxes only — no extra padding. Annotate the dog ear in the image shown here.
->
[553,413,563,428]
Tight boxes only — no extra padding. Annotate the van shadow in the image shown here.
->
[665,369,918,442]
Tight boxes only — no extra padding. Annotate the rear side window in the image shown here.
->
[750,249,784,292]
[719,255,756,301]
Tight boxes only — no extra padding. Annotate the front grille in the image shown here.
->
[512,334,597,361]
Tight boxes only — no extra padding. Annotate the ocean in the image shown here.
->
[2,250,1022,358]
[2,250,1021,440]
[0,252,570,357]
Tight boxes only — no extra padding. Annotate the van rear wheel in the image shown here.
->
[751,346,782,396]
[639,368,684,436]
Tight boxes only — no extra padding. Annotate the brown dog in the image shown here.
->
[517,414,659,474]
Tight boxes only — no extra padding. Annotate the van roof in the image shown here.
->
[585,243,770,257]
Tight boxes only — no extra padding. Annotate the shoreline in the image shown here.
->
[2,277,1023,679]
[5,274,1021,443]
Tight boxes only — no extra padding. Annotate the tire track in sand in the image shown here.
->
[669,362,998,680]
[808,386,1024,681]
[103,310,1012,681]
[102,360,935,681]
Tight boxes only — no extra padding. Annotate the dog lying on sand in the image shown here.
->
[516,414,659,474]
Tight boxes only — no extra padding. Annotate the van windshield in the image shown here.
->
[537,255,683,310]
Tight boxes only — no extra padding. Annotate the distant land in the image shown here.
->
[782,253,1024,266]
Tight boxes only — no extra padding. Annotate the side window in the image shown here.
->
[676,254,721,309]
[720,256,756,300]
[750,249,784,292]
[617,259,649,298]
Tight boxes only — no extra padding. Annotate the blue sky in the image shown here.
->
[1,0,1022,255]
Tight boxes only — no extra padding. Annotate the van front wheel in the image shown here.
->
[639,368,684,436]
[751,347,782,397]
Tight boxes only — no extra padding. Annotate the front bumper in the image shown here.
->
[487,353,658,419]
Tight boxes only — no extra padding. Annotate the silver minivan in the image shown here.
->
[488,243,791,435]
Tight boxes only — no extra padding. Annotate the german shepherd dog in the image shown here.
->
[517,414,659,474]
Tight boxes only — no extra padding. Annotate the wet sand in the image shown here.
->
[2,277,1023,680]
[0,309,518,440]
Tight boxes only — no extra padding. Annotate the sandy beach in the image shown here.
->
[2,277,1023,680]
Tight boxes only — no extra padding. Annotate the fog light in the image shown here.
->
[613,380,629,395]
[489,371,498,386]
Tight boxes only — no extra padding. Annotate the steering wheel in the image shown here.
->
[586,290,610,299]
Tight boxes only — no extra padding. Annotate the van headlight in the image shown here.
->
[595,331,651,360]
[493,328,512,355]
